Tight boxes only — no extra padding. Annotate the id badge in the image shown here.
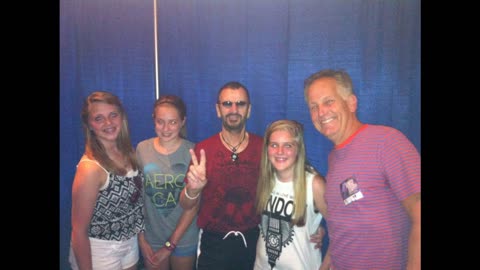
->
[340,177,364,205]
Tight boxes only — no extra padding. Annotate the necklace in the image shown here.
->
[220,132,246,162]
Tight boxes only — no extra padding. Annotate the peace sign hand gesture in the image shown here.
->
[186,149,207,192]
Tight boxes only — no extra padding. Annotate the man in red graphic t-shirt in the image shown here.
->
[179,81,262,270]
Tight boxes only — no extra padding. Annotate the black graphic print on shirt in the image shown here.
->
[260,192,295,269]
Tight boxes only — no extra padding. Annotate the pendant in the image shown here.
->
[231,152,238,162]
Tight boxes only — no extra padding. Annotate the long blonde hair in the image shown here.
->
[255,119,313,226]
[81,91,139,175]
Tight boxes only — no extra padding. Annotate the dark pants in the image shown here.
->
[197,227,259,270]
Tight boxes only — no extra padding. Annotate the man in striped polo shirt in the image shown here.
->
[304,69,420,270]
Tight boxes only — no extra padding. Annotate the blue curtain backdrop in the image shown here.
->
[60,0,420,268]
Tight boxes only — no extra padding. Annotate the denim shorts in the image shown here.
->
[69,235,139,270]
[149,242,198,257]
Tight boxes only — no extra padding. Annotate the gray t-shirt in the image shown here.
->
[136,138,199,248]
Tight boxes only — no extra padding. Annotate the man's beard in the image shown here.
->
[222,113,245,132]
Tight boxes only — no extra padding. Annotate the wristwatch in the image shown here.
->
[165,240,176,251]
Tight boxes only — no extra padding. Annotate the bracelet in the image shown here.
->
[185,188,200,200]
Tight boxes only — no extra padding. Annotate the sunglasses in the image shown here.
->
[219,101,248,108]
